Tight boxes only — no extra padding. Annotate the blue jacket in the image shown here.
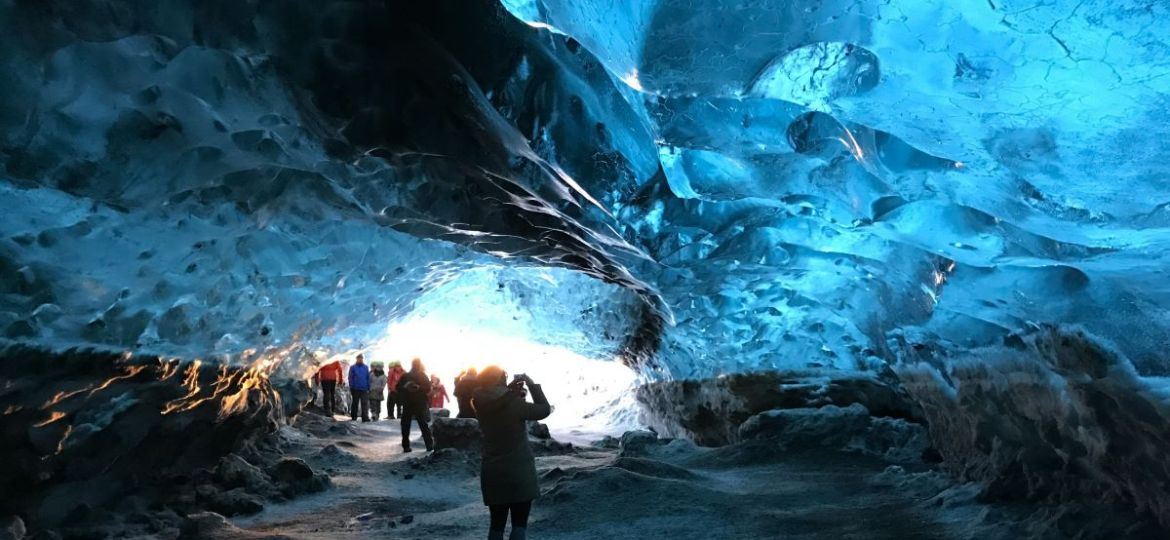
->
[348,363,371,391]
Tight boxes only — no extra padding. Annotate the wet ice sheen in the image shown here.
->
[2,0,1170,530]
[1,0,1164,379]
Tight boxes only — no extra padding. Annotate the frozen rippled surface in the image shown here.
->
[1,0,1168,381]
[502,0,1170,376]
[4,0,1170,528]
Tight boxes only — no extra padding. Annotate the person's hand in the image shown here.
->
[518,374,535,386]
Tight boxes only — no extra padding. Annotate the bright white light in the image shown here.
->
[620,68,645,92]
[524,20,559,32]
[367,316,638,434]
[355,265,643,435]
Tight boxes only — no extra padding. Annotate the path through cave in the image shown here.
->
[230,410,952,540]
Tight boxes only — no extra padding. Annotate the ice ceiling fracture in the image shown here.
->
[0,0,1169,537]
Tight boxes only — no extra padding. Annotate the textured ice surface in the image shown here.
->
[0,0,659,366]
[2,1,1169,379]
[501,0,1170,377]
[893,324,1170,525]
[2,0,1170,526]
[0,0,1165,376]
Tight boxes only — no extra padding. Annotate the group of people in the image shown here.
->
[314,356,453,420]
[315,356,552,540]
[314,356,453,452]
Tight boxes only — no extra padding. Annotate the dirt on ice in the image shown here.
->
[209,410,976,540]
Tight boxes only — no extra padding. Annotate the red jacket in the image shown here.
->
[387,366,406,393]
[430,383,449,408]
[318,361,344,382]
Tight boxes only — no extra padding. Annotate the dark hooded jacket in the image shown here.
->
[453,374,478,418]
[395,368,432,408]
[472,383,551,505]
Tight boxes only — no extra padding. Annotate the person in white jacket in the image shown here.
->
[368,362,389,421]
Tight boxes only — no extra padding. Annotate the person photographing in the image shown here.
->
[472,368,551,540]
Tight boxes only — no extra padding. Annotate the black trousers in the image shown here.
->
[400,404,433,450]
[489,501,532,531]
[350,389,369,421]
[321,380,338,415]
[456,397,475,418]
[370,398,383,420]
[388,393,402,419]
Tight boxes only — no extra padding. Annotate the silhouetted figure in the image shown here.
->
[348,354,371,422]
[396,358,434,452]
[317,359,344,416]
[454,368,478,418]
[429,374,450,409]
[473,367,551,540]
[369,362,387,421]
[387,361,406,419]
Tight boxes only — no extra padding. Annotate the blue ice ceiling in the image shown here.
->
[0,0,1168,379]
[500,0,1170,375]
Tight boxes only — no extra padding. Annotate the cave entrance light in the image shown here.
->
[366,267,640,436]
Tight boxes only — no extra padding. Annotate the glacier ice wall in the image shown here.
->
[0,0,660,365]
[2,0,1170,525]
[893,324,1170,525]
[0,0,1164,378]
[493,1,1170,518]
[501,0,1170,377]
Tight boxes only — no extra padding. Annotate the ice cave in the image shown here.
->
[1,0,1168,538]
